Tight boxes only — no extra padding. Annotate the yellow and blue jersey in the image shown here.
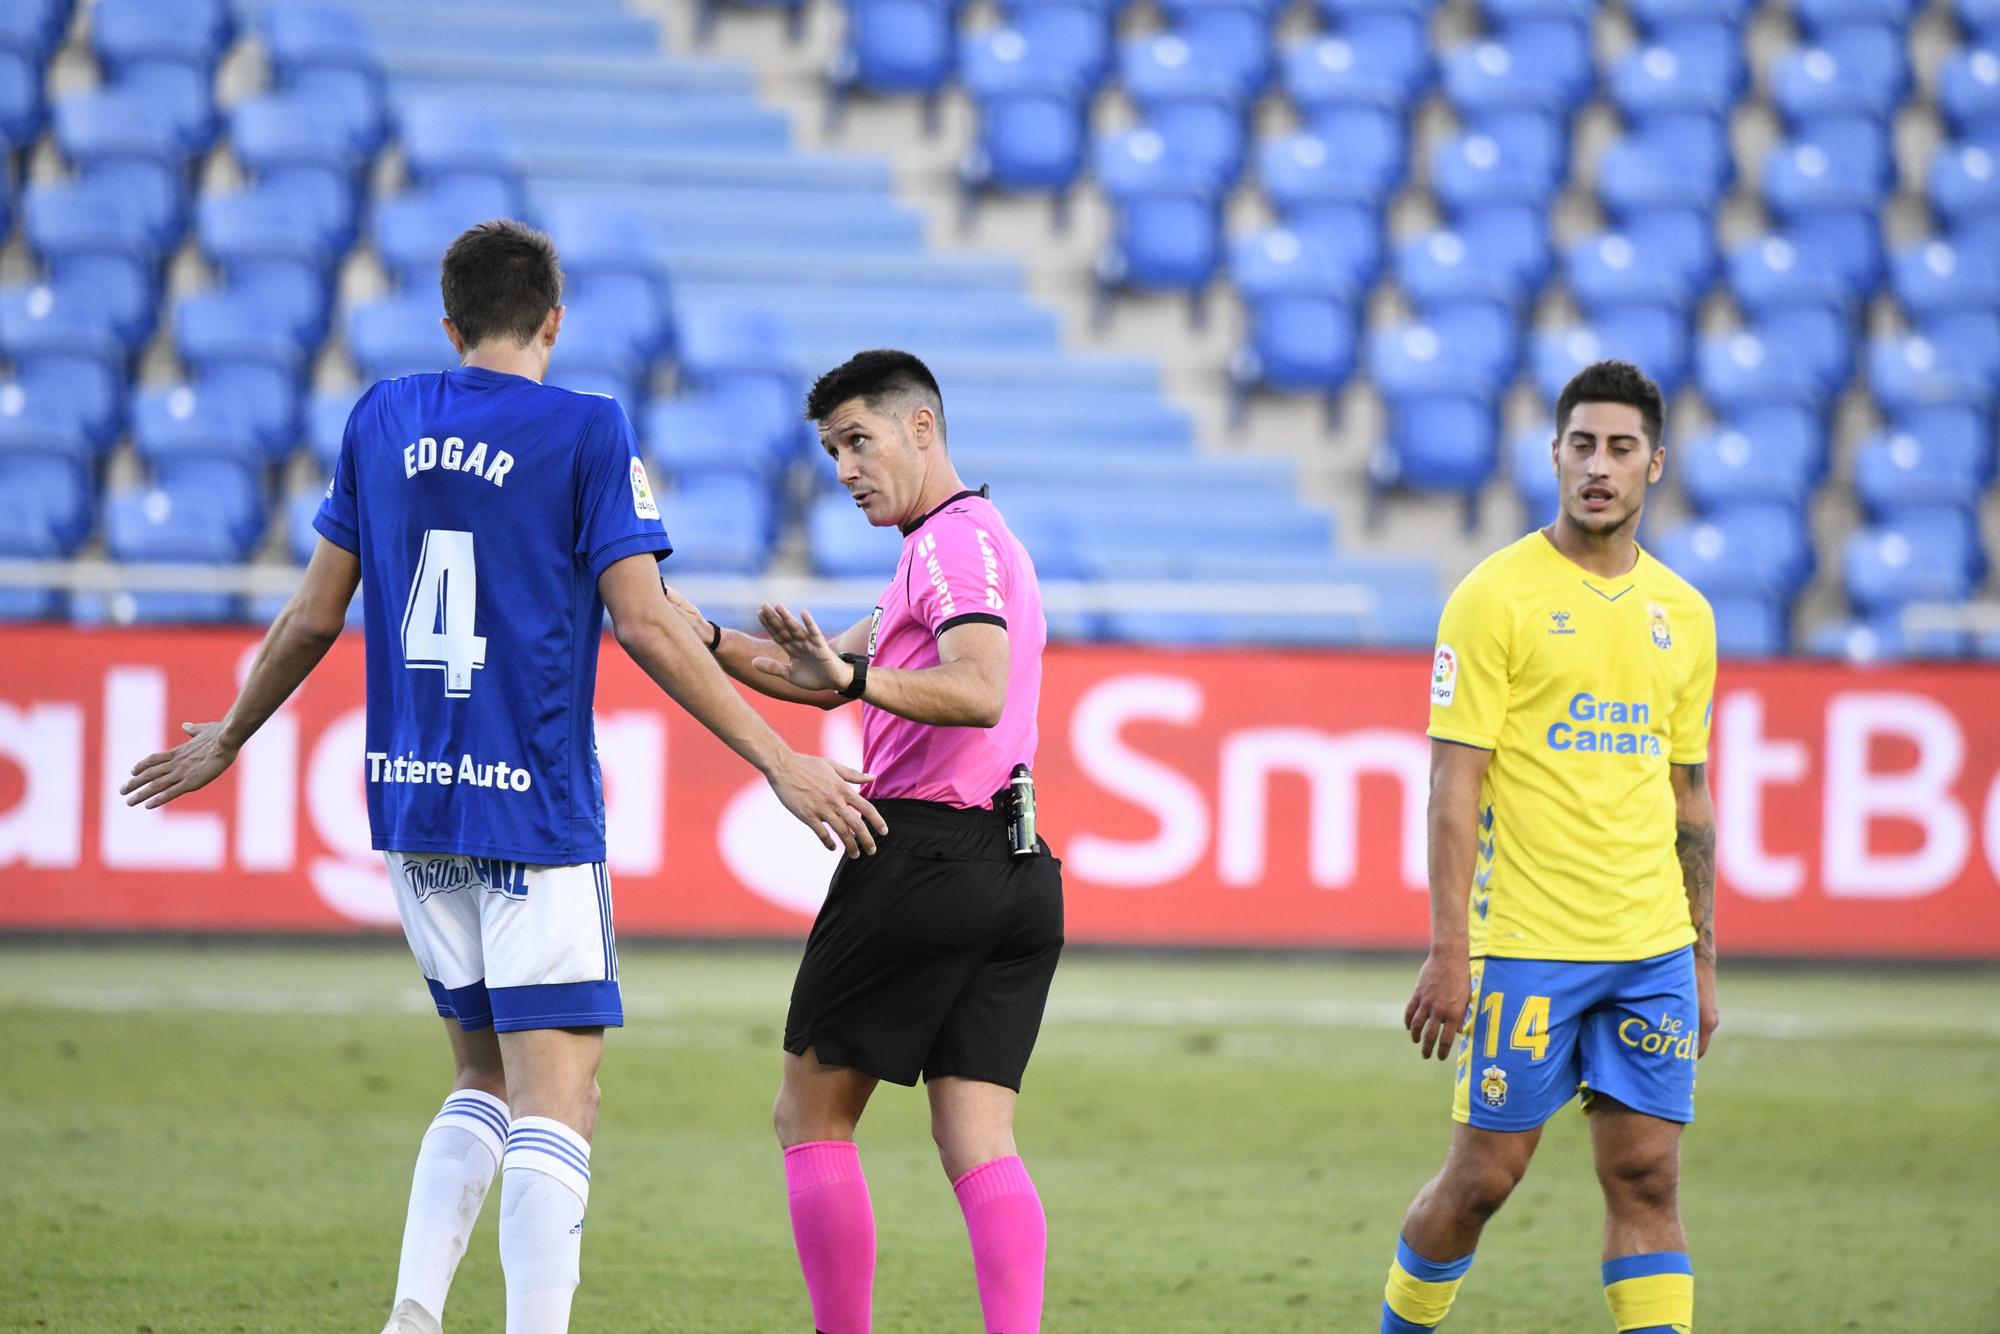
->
[1427,531,1716,962]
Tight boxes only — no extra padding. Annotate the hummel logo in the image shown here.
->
[1548,610,1575,635]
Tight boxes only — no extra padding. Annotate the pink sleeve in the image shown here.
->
[910,517,1009,637]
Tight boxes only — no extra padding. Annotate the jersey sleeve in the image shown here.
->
[909,514,1008,637]
[1668,597,1717,765]
[1426,572,1511,750]
[574,397,672,582]
[311,385,369,554]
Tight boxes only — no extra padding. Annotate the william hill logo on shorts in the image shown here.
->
[1545,692,1664,757]
[1619,1012,1697,1061]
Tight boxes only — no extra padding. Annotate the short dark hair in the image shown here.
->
[1555,359,1665,449]
[804,348,946,438]
[440,220,563,350]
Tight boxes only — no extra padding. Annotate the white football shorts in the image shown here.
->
[384,852,621,1033]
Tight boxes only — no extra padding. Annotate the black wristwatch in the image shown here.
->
[838,653,870,700]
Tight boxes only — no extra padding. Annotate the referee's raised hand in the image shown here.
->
[753,603,849,694]
[767,752,888,859]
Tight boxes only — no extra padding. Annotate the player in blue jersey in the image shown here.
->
[120,221,887,1334]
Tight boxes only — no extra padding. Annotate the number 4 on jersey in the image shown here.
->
[402,528,487,698]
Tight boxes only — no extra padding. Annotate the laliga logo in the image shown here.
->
[1618,1013,1697,1060]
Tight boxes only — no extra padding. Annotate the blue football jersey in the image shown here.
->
[314,366,670,863]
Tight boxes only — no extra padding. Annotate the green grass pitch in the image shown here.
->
[3,943,1996,1332]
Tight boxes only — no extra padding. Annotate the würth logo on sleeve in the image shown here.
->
[918,533,956,617]
[1431,644,1458,706]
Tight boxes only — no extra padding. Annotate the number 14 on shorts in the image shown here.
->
[1477,990,1551,1061]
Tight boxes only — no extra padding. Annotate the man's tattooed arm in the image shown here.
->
[1674,762,1717,964]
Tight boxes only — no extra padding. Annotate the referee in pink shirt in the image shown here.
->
[666,349,1060,1334]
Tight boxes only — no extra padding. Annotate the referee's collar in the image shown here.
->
[899,485,988,536]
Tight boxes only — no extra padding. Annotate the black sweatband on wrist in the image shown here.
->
[706,619,723,652]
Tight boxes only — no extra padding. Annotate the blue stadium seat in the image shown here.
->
[0,452,93,557]
[657,474,777,574]
[308,387,361,475]
[673,306,795,389]
[1964,0,2000,48]
[1141,98,1249,194]
[1121,30,1259,109]
[1507,421,1558,519]
[1752,306,1856,396]
[372,191,498,289]
[1727,232,1857,315]
[1787,209,1884,292]
[1679,422,1817,512]
[1654,505,1814,600]
[1892,239,2000,317]
[1376,396,1499,497]
[648,395,787,484]
[1443,32,1582,117]
[21,182,161,347]
[958,31,1090,205]
[53,88,188,178]
[1465,109,1568,189]
[1773,28,1909,128]
[0,286,126,447]
[1697,331,1822,411]
[1609,40,1736,120]
[808,491,905,576]
[1597,116,1732,216]
[1229,230,1360,400]
[1854,426,1990,516]
[1927,142,2000,240]
[151,456,267,555]
[1398,228,1526,311]
[1370,312,1516,401]
[1490,16,1594,103]
[176,292,306,455]
[197,189,331,341]
[998,3,1113,89]
[1869,331,1995,412]
[348,294,455,382]
[1262,115,1405,210]
[92,0,229,72]
[1566,231,1699,312]
[1914,310,2000,384]
[1456,206,1553,293]
[1844,518,1981,615]
[131,384,262,470]
[1531,310,1690,402]
[398,102,518,200]
[1790,0,1920,35]
[1432,126,1562,211]
[0,381,95,468]
[829,0,956,110]
[1708,593,1789,657]
[1283,26,1428,112]
[265,4,376,79]
[94,484,244,624]
[0,0,69,63]
[1938,48,2000,141]
[1763,132,1893,220]
[233,96,366,250]
[1626,0,1757,28]
[1094,132,1224,312]
[0,50,46,152]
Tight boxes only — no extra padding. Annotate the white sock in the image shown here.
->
[499,1115,592,1334]
[392,1089,508,1323]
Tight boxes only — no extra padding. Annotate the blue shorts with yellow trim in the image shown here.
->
[1453,947,1697,1131]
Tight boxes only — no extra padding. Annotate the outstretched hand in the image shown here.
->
[753,603,851,694]
[120,721,237,809]
[767,753,889,858]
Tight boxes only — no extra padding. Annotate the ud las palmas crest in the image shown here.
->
[1480,1064,1509,1109]
[1647,602,1672,650]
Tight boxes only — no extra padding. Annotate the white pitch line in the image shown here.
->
[9,986,1998,1042]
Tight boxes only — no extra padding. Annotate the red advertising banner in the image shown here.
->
[2,627,1997,957]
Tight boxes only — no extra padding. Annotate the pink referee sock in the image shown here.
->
[954,1155,1047,1334]
[784,1141,876,1334]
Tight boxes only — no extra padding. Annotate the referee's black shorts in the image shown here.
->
[783,797,1064,1091]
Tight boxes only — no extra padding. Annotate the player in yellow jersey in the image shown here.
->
[1377,362,1719,1334]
